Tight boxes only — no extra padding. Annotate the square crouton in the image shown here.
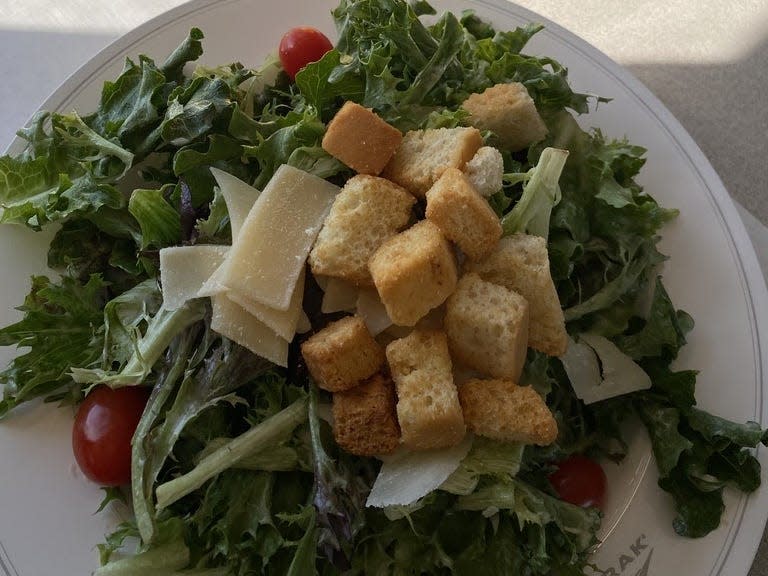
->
[425,167,502,260]
[386,329,466,450]
[444,273,529,382]
[369,220,458,326]
[458,378,558,445]
[301,315,385,392]
[462,83,547,152]
[309,175,415,285]
[321,101,403,175]
[332,372,401,456]
[382,127,483,198]
[466,234,567,357]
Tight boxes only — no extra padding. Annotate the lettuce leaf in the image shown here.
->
[128,187,183,250]
[2,1,765,571]
[70,301,205,388]
[0,274,108,416]
[501,147,568,239]
[1,29,206,230]
[307,384,369,570]
[330,0,591,130]
[160,67,249,147]
[646,406,765,538]
[99,279,163,367]
[0,155,126,229]
[615,278,694,361]
[47,218,142,286]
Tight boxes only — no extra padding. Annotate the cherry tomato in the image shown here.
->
[279,26,333,80]
[548,454,607,509]
[72,385,150,486]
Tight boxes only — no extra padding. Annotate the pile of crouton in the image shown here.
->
[301,83,567,456]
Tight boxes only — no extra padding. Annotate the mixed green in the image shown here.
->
[0,0,766,573]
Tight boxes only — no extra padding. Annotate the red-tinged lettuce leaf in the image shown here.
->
[307,384,369,570]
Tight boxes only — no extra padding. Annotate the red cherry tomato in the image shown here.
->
[548,454,607,510]
[279,26,333,80]
[72,385,150,486]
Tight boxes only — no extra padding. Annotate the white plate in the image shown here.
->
[1,1,767,575]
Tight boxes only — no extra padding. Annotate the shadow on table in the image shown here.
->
[624,37,768,225]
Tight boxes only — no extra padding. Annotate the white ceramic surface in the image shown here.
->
[0,0,766,574]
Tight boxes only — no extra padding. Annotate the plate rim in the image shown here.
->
[469,4,768,573]
[5,0,768,574]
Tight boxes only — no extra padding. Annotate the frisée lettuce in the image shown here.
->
[0,0,766,574]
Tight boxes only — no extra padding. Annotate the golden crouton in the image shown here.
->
[386,329,466,450]
[332,372,401,456]
[309,175,415,286]
[301,316,385,392]
[321,101,403,175]
[444,273,529,382]
[425,167,502,260]
[462,83,547,152]
[368,220,458,326]
[382,127,483,198]
[458,378,558,445]
[466,234,567,356]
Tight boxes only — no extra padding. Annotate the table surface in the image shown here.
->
[0,0,766,573]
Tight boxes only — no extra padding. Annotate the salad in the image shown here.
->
[0,0,766,574]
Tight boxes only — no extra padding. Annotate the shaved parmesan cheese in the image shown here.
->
[197,264,227,298]
[321,277,358,314]
[417,306,446,330]
[220,164,338,310]
[185,168,317,362]
[356,288,392,335]
[210,295,289,367]
[366,435,473,508]
[227,270,306,341]
[159,245,230,310]
[562,334,651,404]
[314,274,330,292]
[560,337,602,403]
[209,167,260,238]
[197,170,261,298]
[296,310,311,334]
